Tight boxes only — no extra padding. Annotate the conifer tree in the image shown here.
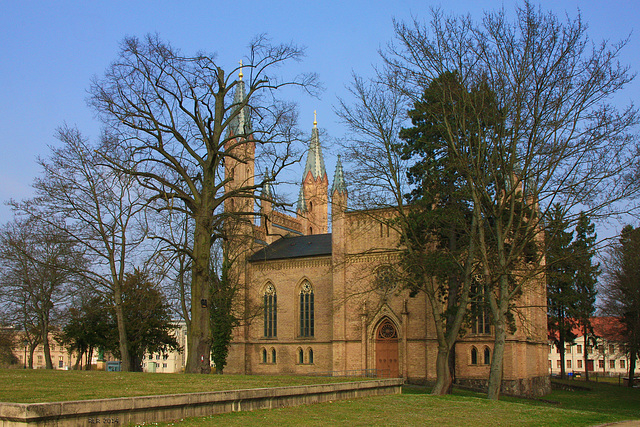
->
[546,204,577,379]
[572,212,599,380]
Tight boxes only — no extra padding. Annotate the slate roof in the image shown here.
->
[249,233,332,262]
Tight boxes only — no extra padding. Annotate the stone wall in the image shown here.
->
[0,379,403,427]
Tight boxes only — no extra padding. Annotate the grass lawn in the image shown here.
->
[0,369,367,403]
[1,370,638,426]
[154,387,636,427]
[158,380,640,427]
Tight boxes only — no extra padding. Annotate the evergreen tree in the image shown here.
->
[571,212,599,381]
[602,225,640,387]
[546,204,577,379]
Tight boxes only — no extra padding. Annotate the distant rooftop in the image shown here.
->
[249,233,332,262]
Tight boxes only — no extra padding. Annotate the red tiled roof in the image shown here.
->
[548,316,626,342]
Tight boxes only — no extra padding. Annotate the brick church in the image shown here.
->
[223,72,550,396]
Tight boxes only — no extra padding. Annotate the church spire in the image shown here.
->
[296,185,307,213]
[261,168,272,200]
[331,155,347,195]
[302,112,326,181]
[229,61,252,137]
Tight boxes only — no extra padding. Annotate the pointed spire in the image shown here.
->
[229,60,252,137]
[332,155,347,195]
[296,185,307,213]
[261,168,272,200]
[302,112,326,181]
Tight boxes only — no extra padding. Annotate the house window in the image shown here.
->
[263,283,277,338]
[163,363,167,368]
[299,281,314,337]
[163,354,168,360]
[609,360,615,369]
[298,348,304,364]
[557,360,561,368]
[599,360,604,369]
[577,359,583,369]
[470,282,491,335]
[484,347,491,365]
[577,345,582,354]
[271,348,277,364]
[567,360,572,369]
[566,345,571,354]
[262,348,267,363]
[471,347,478,365]
[609,344,615,354]
[309,348,314,364]
[621,360,626,369]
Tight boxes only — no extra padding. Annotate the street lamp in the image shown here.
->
[23,340,28,369]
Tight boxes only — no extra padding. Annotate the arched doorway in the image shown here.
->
[375,318,399,378]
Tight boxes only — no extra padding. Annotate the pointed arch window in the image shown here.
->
[271,348,277,364]
[298,348,304,364]
[484,347,491,365]
[471,347,478,365]
[262,348,267,363]
[308,348,314,364]
[263,283,277,338]
[299,280,314,337]
[471,281,491,335]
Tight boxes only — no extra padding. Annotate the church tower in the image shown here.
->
[224,64,255,217]
[297,112,329,235]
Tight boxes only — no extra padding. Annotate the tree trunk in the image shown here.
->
[431,345,453,395]
[487,315,506,400]
[74,350,83,370]
[41,320,53,370]
[185,211,213,374]
[28,345,36,369]
[113,286,131,372]
[584,332,589,381]
[628,350,636,388]
[559,338,566,380]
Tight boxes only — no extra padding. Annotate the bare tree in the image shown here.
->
[384,3,639,399]
[89,34,318,373]
[12,126,148,372]
[0,217,82,369]
[601,225,640,387]
[337,74,480,395]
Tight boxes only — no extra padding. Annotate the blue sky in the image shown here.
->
[1,0,638,235]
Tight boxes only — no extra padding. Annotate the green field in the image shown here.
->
[0,370,638,426]
[0,369,366,403]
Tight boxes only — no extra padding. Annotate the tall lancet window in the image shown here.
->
[263,283,277,338]
[299,280,314,337]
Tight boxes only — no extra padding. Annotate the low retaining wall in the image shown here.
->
[0,378,403,427]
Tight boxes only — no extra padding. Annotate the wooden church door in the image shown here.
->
[375,319,399,378]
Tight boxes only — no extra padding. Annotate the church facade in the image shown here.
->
[223,80,550,396]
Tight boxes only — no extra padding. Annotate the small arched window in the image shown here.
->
[298,348,304,364]
[263,283,277,338]
[309,201,313,212]
[309,226,313,235]
[484,347,491,365]
[299,281,315,337]
[471,347,478,365]
[308,348,314,364]
[271,348,277,364]
[262,348,267,364]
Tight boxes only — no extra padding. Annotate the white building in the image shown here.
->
[142,321,188,373]
[548,317,639,377]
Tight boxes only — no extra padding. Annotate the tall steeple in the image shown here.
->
[302,111,326,181]
[225,62,255,215]
[298,111,329,235]
[229,60,252,137]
